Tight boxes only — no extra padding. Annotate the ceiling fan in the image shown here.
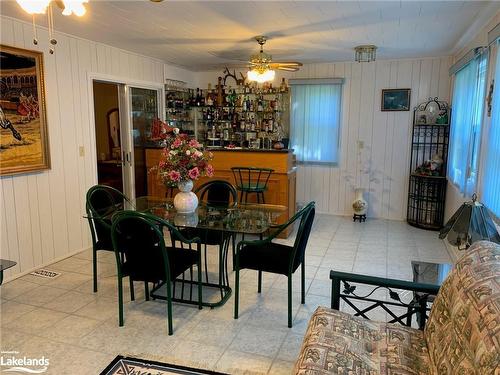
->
[249,36,302,73]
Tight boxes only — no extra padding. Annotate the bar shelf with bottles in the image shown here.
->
[165,85,194,136]
[190,78,290,150]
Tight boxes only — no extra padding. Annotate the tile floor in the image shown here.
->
[0,215,452,374]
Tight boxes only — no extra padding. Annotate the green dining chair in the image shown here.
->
[111,210,203,335]
[85,184,133,294]
[234,202,316,327]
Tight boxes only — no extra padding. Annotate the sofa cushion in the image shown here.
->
[294,307,430,374]
[424,241,500,375]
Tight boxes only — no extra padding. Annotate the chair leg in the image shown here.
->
[301,261,305,305]
[234,266,240,319]
[166,281,173,335]
[92,249,98,293]
[232,235,236,271]
[204,244,209,284]
[198,255,203,310]
[218,244,224,299]
[129,277,135,301]
[260,192,265,204]
[288,274,293,328]
[144,282,149,301]
[257,270,262,293]
[118,276,124,327]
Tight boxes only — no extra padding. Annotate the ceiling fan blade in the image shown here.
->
[276,66,300,72]
[270,62,303,67]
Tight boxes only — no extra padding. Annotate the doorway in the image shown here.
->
[92,80,162,199]
[92,81,123,192]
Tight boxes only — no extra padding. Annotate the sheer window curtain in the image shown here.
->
[448,53,487,196]
[482,41,500,217]
[290,84,342,164]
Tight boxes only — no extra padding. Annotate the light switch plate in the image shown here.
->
[79,146,85,157]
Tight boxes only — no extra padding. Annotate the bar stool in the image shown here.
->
[231,167,274,204]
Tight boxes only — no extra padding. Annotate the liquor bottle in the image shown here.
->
[257,95,263,112]
[274,95,279,111]
[279,78,287,93]
[195,88,201,107]
[206,91,213,107]
[249,97,254,112]
[216,77,224,107]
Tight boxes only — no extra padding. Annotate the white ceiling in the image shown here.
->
[1,1,498,71]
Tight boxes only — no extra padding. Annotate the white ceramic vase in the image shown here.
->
[173,180,198,214]
[352,188,368,215]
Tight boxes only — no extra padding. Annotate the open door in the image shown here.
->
[119,85,162,200]
[93,81,162,200]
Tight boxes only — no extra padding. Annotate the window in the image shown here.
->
[448,52,488,196]
[482,42,500,218]
[290,80,342,164]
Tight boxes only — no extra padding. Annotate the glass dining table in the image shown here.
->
[91,196,287,308]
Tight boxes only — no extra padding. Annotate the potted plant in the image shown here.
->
[153,123,214,213]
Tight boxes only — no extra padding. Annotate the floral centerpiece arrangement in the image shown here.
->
[151,120,213,213]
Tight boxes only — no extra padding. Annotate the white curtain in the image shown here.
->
[482,42,500,217]
[448,53,487,196]
[290,84,342,164]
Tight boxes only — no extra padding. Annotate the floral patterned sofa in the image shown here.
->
[293,241,500,374]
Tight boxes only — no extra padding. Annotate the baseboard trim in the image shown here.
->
[2,246,93,284]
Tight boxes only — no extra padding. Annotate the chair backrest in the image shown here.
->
[195,180,237,207]
[289,202,316,272]
[111,211,172,283]
[86,185,130,249]
[231,167,274,191]
[424,240,500,374]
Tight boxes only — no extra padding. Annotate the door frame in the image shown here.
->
[87,72,164,198]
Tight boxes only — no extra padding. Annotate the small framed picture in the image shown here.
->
[381,89,411,111]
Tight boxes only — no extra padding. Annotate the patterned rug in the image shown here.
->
[100,356,228,375]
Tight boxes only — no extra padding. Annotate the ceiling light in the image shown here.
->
[16,0,50,14]
[62,0,88,16]
[247,68,275,83]
[16,0,89,53]
[354,45,377,63]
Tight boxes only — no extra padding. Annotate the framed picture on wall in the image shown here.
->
[381,88,411,111]
[0,44,50,176]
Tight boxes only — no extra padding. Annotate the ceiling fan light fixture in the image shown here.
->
[247,68,275,83]
[355,45,377,62]
[61,0,88,16]
[16,0,50,14]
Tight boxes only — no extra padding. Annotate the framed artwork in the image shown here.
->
[0,45,50,176]
[381,88,411,111]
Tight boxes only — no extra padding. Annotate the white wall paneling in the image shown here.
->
[198,56,452,219]
[0,16,193,281]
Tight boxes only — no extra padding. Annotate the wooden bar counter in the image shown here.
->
[145,148,297,237]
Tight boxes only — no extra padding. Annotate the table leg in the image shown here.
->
[150,233,233,308]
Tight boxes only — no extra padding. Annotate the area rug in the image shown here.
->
[100,355,228,375]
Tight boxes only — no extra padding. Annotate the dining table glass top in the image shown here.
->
[88,196,287,235]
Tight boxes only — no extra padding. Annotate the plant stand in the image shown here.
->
[353,214,366,223]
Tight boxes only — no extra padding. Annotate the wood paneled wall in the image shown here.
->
[0,16,193,281]
[198,57,453,219]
